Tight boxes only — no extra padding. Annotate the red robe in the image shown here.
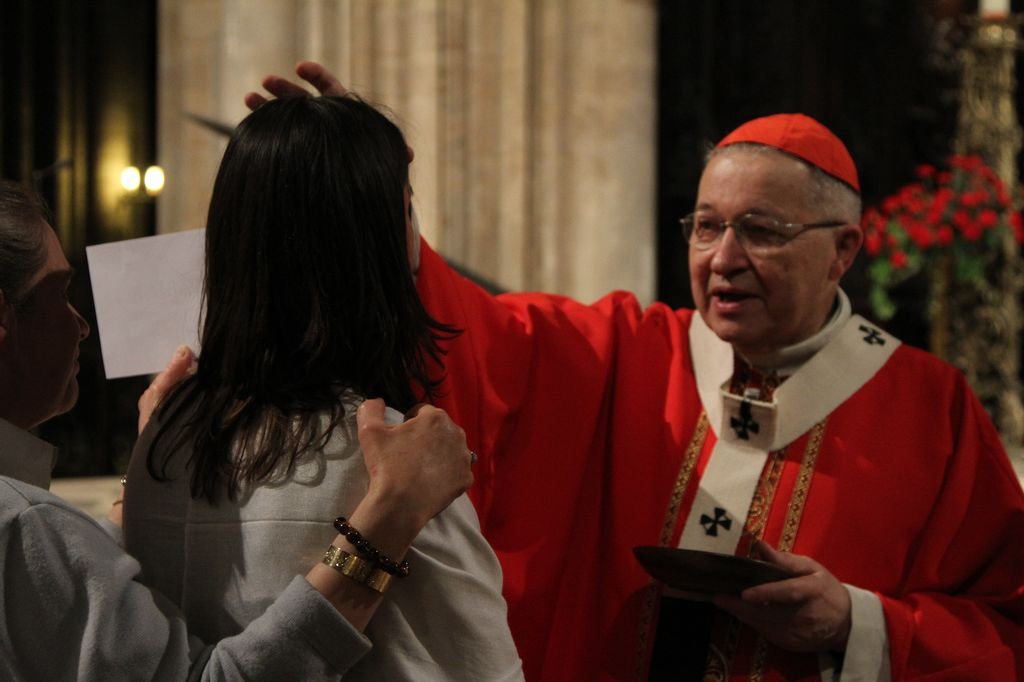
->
[417,243,1024,681]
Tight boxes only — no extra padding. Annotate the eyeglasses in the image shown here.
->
[680,213,846,255]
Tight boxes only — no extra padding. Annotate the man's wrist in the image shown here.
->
[828,590,853,652]
[828,619,852,653]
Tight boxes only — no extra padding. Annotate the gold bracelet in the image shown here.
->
[322,545,394,594]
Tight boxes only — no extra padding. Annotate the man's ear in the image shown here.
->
[829,224,863,282]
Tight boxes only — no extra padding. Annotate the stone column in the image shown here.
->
[158,0,656,302]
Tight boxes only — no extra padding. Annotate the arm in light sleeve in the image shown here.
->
[1,490,370,681]
[875,379,1024,679]
[95,516,123,546]
[189,576,371,681]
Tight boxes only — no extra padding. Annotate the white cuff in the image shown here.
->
[820,584,891,682]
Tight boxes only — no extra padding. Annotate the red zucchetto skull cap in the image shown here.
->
[716,113,860,193]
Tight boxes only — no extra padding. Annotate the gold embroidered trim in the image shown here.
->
[703,615,742,681]
[633,411,710,681]
[742,447,787,550]
[702,446,784,679]
[747,418,827,682]
[749,637,770,682]
[660,412,709,545]
[778,419,826,552]
[703,642,729,682]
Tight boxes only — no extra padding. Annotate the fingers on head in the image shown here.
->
[261,75,286,90]
[295,61,319,76]
[244,92,268,111]
[295,61,347,96]
[261,76,310,99]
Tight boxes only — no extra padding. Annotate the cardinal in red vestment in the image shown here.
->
[254,65,1024,682]
[414,113,1024,681]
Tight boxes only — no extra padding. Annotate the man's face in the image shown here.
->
[689,149,856,357]
[0,225,90,429]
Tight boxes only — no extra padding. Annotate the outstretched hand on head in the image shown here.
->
[244,61,349,111]
[243,62,415,163]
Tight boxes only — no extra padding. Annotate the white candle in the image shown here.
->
[979,0,1010,18]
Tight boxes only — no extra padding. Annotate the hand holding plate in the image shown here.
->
[712,540,852,653]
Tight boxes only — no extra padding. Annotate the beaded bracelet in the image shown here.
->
[334,516,410,578]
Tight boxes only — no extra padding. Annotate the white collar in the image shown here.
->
[0,417,57,489]
[690,292,900,450]
[739,290,852,375]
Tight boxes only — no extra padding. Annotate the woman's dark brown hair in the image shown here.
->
[149,96,456,502]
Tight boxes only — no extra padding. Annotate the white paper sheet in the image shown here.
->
[86,229,205,379]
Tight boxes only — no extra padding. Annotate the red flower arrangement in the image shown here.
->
[861,154,1024,320]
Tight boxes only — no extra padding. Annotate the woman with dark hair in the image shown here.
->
[0,178,478,679]
[123,96,522,680]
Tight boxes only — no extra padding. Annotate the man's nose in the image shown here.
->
[709,226,750,273]
[73,305,90,340]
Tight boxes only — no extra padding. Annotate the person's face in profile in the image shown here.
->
[0,224,90,429]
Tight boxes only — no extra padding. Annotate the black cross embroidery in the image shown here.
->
[730,400,759,440]
[699,507,732,537]
[859,324,886,346]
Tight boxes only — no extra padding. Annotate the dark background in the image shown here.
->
[0,0,1018,475]
[2,0,157,475]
